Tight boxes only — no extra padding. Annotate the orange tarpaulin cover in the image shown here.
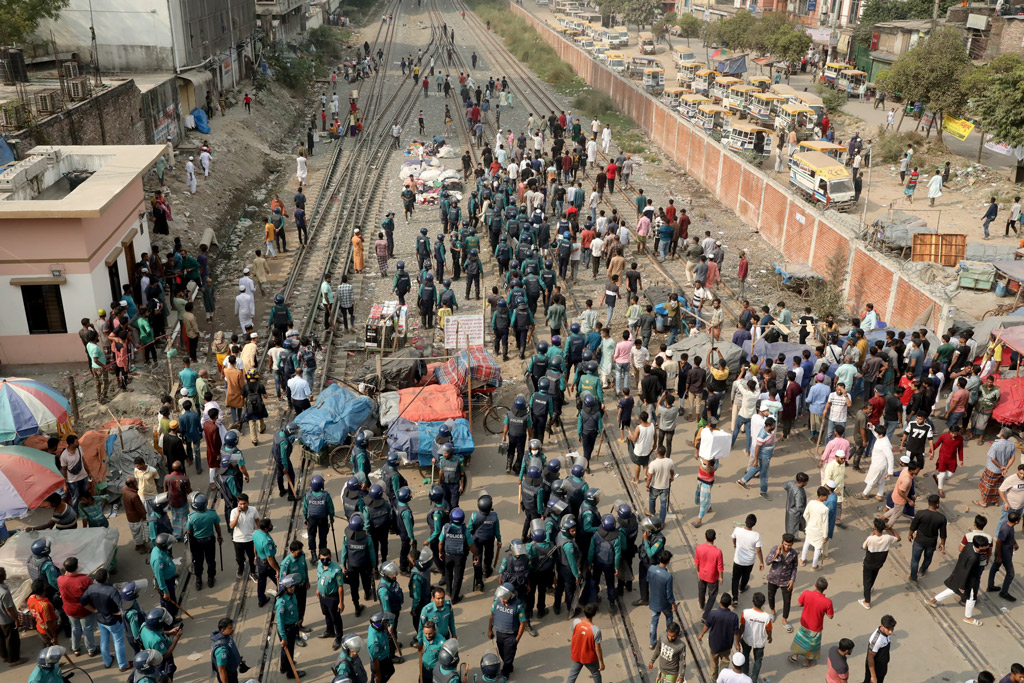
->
[24,419,146,490]
[397,384,464,422]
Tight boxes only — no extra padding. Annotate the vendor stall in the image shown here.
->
[364,301,409,350]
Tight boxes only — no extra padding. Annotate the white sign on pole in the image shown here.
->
[444,315,485,349]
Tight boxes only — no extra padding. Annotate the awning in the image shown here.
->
[994,325,1024,356]
[177,69,213,88]
[869,50,898,63]
[993,260,1024,283]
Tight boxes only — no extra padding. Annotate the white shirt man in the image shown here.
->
[230,501,258,543]
[601,125,611,154]
[234,286,255,331]
[586,139,597,163]
[199,150,212,177]
[287,373,312,401]
[185,157,197,194]
[238,270,255,297]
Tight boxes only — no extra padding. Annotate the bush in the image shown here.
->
[871,127,926,163]
[806,248,849,320]
[306,26,347,61]
[815,83,848,115]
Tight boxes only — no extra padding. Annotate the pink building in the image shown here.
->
[0,145,165,365]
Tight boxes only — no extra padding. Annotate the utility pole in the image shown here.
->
[931,0,940,30]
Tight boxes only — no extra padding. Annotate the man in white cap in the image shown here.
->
[241,332,259,372]
[234,284,255,333]
[717,651,751,682]
[199,147,212,177]
[859,425,895,501]
[239,268,255,297]
[185,155,197,194]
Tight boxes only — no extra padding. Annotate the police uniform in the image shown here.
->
[491,305,512,360]
[553,531,581,615]
[123,600,144,653]
[393,269,412,306]
[527,352,549,389]
[409,564,431,642]
[350,447,371,479]
[441,520,469,601]
[426,504,447,576]
[342,485,367,519]
[437,454,463,511]
[186,508,221,585]
[491,593,526,677]
[586,526,623,605]
[510,302,534,357]
[529,390,553,444]
[316,559,345,640]
[469,508,501,589]
[253,528,278,606]
[141,625,176,677]
[303,488,335,559]
[150,545,178,617]
[272,429,297,498]
[503,408,531,474]
[617,513,639,594]
[210,627,243,683]
[527,536,556,618]
[279,550,309,624]
[417,598,456,643]
[579,501,600,572]
[418,280,440,329]
[365,495,393,564]
[563,475,589,519]
[464,252,482,299]
[334,650,369,682]
[367,621,395,682]
[342,525,377,611]
[566,333,586,379]
[419,631,445,682]
[275,589,300,675]
[577,404,604,464]
[396,500,416,573]
[377,577,405,634]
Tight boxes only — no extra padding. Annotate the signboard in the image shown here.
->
[807,0,817,13]
[444,315,485,349]
[870,31,879,50]
[941,115,974,142]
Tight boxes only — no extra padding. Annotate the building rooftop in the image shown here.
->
[0,145,166,218]
[873,19,940,31]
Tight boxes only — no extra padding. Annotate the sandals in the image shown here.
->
[784,623,794,633]
[962,617,983,626]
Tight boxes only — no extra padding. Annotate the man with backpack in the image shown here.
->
[392,261,412,305]
[268,294,292,343]
[60,435,89,509]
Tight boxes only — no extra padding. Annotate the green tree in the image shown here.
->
[617,0,661,30]
[969,56,1024,178]
[747,11,792,54]
[0,0,70,46]
[675,13,703,45]
[874,27,972,143]
[768,23,812,64]
[653,11,677,37]
[710,9,757,51]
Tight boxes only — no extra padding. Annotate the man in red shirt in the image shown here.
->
[665,199,677,226]
[605,161,618,194]
[672,209,691,259]
[58,557,98,656]
[204,408,223,479]
[567,603,604,682]
[694,528,724,621]
[931,424,964,498]
[558,111,568,133]
[790,577,834,666]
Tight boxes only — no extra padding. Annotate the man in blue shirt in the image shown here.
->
[646,550,677,649]
[807,374,831,442]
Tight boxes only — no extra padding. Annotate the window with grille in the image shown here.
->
[21,285,68,334]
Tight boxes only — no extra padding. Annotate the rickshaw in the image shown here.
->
[604,51,626,74]
[639,31,656,54]
[775,103,816,141]
[792,91,826,119]
[822,62,847,85]
[798,140,847,164]
[661,87,686,109]
[725,122,774,157]
[629,56,659,78]
[676,61,705,88]
[643,68,666,95]
[747,75,771,92]
[836,69,867,96]
[679,93,711,119]
[789,150,856,211]
[695,104,733,140]
[673,47,697,69]
[748,92,786,126]
[726,84,757,118]
[710,76,742,103]
[693,68,718,95]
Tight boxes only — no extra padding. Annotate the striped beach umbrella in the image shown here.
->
[0,446,65,519]
[0,377,71,443]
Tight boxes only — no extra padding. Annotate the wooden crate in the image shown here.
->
[911,233,966,267]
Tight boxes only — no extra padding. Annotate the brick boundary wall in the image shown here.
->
[510,2,951,332]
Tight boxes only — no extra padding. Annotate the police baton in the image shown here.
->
[164,595,195,620]
[219,536,224,572]
[330,518,340,557]
[281,634,302,681]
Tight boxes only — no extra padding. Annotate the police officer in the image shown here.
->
[392,261,412,306]
[489,582,527,678]
[130,649,164,683]
[526,520,556,619]
[28,540,66,635]
[341,475,367,519]
[380,452,406,505]
[546,355,568,421]
[434,234,447,281]
[510,296,534,359]
[464,249,482,300]
[579,488,602,566]
[367,611,397,682]
[435,443,465,511]
[276,574,306,679]
[433,638,464,683]
[528,342,550,388]
[432,424,453,461]
[494,235,512,275]
[450,231,463,281]
[440,508,470,603]
[565,323,586,378]
[350,432,372,479]
[418,620,445,683]
[522,267,544,315]
[425,486,448,575]
[271,423,299,501]
[146,493,173,545]
[333,634,368,682]
[587,515,623,610]
[395,487,416,575]
[556,232,572,278]
[377,562,405,637]
[30,645,67,683]
[210,617,246,683]
[416,227,431,271]
[418,273,440,329]
[577,394,605,468]
[542,458,562,492]
[616,503,639,595]
[540,259,557,309]
[563,463,590,519]
[491,298,511,361]
[574,360,604,406]
[633,515,666,607]
[439,278,458,312]
[314,546,346,649]
[548,335,565,363]
[121,582,145,655]
[418,585,457,645]
[502,397,532,475]
[468,492,501,591]
[185,493,222,591]
[408,548,434,646]
[140,608,179,678]
[302,475,334,560]
[553,515,582,616]
[478,652,502,683]
[217,433,249,523]
[520,464,547,540]
[269,294,293,342]
[382,210,396,257]
[150,533,179,618]
[365,484,392,566]
[280,540,310,635]
[529,379,553,444]
[342,514,376,617]
[253,517,279,608]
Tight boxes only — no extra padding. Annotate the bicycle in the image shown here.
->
[468,385,508,434]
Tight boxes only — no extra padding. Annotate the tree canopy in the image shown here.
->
[0,0,70,46]
[969,54,1024,156]
[675,13,704,45]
